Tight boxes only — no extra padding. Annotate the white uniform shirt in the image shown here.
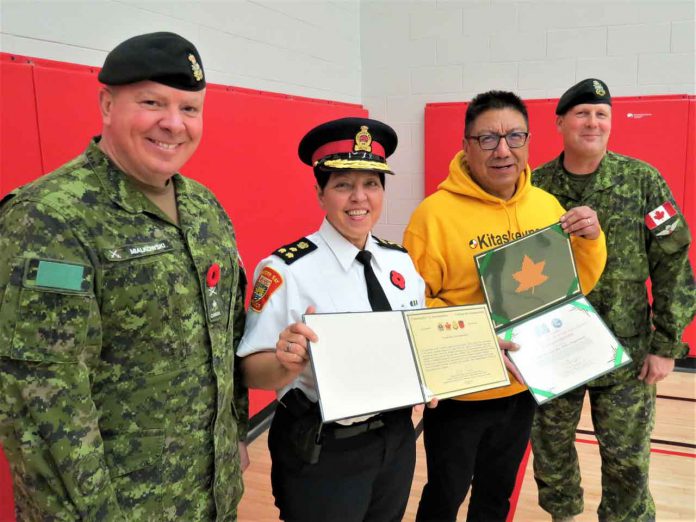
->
[239,218,426,404]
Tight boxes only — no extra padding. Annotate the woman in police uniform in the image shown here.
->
[238,117,427,521]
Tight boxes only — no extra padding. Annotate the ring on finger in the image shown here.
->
[586,218,592,226]
[285,341,292,353]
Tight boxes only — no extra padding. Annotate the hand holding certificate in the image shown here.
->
[475,223,630,404]
[303,305,509,423]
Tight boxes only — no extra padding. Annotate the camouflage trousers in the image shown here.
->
[531,378,656,522]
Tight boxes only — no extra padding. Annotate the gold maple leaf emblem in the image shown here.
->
[512,255,549,293]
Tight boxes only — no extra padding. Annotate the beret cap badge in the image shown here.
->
[188,53,204,82]
[354,126,373,153]
[593,80,606,96]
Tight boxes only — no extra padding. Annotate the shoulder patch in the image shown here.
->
[250,266,283,312]
[645,201,677,231]
[272,237,317,265]
[373,235,408,253]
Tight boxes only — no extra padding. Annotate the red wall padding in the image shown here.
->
[681,98,696,356]
[424,95,696,356]
[0,53,367,518]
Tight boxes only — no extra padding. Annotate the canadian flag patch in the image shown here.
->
[645,201,676,230]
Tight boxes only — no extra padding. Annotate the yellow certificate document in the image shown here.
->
[405,305,510,400]
[304,305,509,423]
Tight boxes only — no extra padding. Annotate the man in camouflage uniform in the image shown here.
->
[0,32,249,520]
[531,78,696,522]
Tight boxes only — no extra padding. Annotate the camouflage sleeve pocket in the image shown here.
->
[103,429,165,478]
[1,258,94,363]
[652,216,692,254]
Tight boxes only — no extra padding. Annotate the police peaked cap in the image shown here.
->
[99,32,205,91]
[556,78,611,115]
[298,117,398,175]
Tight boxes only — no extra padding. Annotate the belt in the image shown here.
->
[325,417,385,439]
[279,389,387,440]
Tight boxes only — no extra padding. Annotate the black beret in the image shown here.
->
[99,32,205,91]
[298,117,398,175]
[556,78,611,115]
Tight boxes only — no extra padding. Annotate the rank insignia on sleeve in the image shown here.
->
[373,236,408,253]
[272,237,317,264]
[656,221,678,237]
[645,201,676,230]
[250,267,283,312]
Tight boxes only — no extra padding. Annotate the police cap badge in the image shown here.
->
[298,117,398,175]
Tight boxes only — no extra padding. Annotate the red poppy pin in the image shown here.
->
[207,263,221,287]
[390,270,405,290]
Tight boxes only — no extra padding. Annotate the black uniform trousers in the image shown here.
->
[416,392,537,522]
[269,402,416,522]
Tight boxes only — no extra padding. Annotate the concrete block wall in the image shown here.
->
[1,0,694,242]
[362,0,695,241]
[0,0,361,103]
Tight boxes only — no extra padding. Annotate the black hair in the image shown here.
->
[464,90,529,137]
[313,168,386,191]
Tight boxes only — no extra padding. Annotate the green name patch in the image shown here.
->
[24,259,92,293]
[103,240,174,262]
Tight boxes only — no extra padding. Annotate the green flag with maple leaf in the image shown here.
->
[475,223,579,328]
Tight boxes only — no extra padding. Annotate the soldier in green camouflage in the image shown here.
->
[531,78,696,522]
[0,32,249,520]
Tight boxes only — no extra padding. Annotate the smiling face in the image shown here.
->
[98,81,205,187]
[316,170,384,249]
[556,103,611,161]
[463,108,529,201]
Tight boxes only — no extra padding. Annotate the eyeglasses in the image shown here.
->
[466,131,529,150]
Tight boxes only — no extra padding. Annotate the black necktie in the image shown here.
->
[356,250,392,311]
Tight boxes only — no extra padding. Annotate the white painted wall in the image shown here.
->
[1,0,694,242]
[362,0,695,241]
[0,0,361,103]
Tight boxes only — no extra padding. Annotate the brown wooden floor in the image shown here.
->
[238,371,696,521]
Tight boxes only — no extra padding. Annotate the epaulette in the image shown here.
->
[272,237,318,265]
[0,188,21,214]
[373,235,408,253]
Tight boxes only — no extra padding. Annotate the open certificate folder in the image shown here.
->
[303,305,509,423]
[474,223,631,405]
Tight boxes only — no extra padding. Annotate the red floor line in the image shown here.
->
[506,442,532,522]
[576,438,696,458]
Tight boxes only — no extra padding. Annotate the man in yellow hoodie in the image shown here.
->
[404,90,607,522]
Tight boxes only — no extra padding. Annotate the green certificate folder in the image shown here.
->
[474,223,631,404]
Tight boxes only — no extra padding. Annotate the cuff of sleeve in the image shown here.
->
[425,297,448,308]
[79,483,124,521]
[650,338,690,359]
[237,421,249,441]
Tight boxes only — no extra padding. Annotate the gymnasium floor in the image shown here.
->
[237,370,695,521]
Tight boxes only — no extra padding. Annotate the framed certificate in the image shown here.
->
[303,305,509,423]
[474,223,631,404]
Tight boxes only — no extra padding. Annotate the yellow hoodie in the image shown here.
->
[404,150,607,400]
